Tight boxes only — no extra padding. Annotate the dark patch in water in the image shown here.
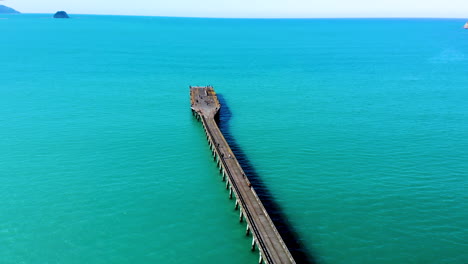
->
[216,94,317,264]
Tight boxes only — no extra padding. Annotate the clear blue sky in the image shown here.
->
[3,0,468,18]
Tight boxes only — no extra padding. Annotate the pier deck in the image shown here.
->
[190,86,295,264]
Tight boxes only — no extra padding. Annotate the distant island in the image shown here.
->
[53,11,70,18]
[0,5,20,14]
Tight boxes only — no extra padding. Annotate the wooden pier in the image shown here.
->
[190,86,296,264]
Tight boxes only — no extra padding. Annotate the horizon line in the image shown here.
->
[7,12,468,20]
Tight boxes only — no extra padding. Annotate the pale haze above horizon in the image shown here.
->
[3,0,468,18]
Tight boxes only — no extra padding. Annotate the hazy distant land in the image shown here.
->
[0,5,20,14]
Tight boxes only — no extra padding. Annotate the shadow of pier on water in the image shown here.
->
[215,93,318,264]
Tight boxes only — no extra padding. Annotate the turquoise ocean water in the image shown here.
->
[1,14,467,263]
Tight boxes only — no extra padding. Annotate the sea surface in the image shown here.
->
[0,14,467,264]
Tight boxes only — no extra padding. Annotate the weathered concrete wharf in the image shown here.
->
[190,86,295,264]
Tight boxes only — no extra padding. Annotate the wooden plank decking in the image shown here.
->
[190,86,295,264]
